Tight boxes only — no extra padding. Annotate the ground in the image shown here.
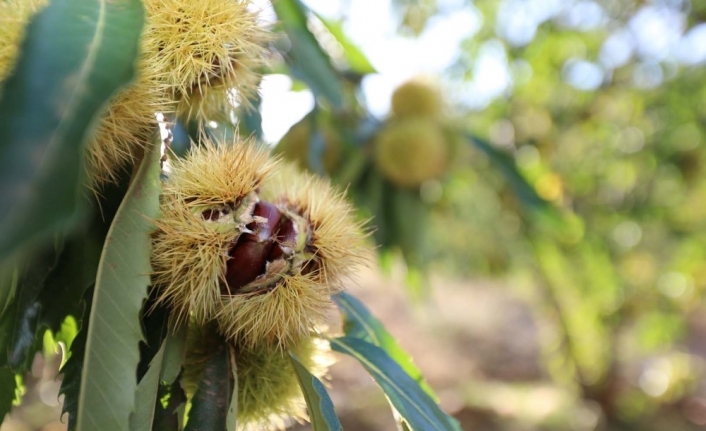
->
[3,264,706,431]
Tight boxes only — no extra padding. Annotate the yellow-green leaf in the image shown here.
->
[290,353,342,431]
[333,292,436,398]
[76,138,161,431]
[330,337,460,431]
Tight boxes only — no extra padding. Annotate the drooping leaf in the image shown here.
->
[333,145,368,187]
[388,187,430,274]
[138,296,172,382]
[314,15,376,75]
[184,342,236,431]
[225,347,238,431]
[0,0,145,262]
[273,0,344,109]
[0,244,63,370]
[4,171,127,374]
[160,324,187,386]
[147,324,187,431]
[330,337,460,431]
[131,342,167,431]
[76,138,161,431]
[30,233,103,357]
[360,167,391,248]
[0,367,17,423]
[333,292,436,399]
[290,353,342,431]
[0,266,18,321]
[133,302,186,430]
[467,135,549,212]
[0,274,18,367]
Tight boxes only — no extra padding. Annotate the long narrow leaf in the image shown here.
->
[131,342,167,431]
[148,324,187,431]
[76,138,161,431]
[0,266,18,321]
[333,292,436,398]
[0,244,62,370]
[160,324,187,385]
[225,345,238,431]
[330,337,460,431]
[0,0,145,261]
[36,234,102,336]
[467,135,549,212]
[289,353,342,431]
[314,15,376,74]
[273,0,344,109]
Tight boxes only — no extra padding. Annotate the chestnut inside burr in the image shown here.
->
[222,201,313,295]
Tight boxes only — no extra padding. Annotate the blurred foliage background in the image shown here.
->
[261,0,706,429]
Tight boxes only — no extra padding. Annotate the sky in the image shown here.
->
[255,0,482,144]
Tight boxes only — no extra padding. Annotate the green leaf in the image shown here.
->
[0,244,63,370]
[467,135,549,212]
[139,308,186,431]
[333,145,368,187]
[37,232,103,336]
[144,316,186,431]
[0,300,29,371]
[132,316,186,431]
[0,266,18,321]
[225,349,238,431]
[273,0,344,109]
[76,138,161,431]
[160,325,187,385]
[361,168,392,248]
[138,299,172,382]
[0,0,145,262]
[184,343,237,431]
[289,353,342,431]
[131,342,167,431]
[4,172,130,374]
[388,187,430,273]
[333,292,436,399]
[330,337,460,431]
[314,15,376,74]
[3,177,125,376]
[0,367,16,423]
